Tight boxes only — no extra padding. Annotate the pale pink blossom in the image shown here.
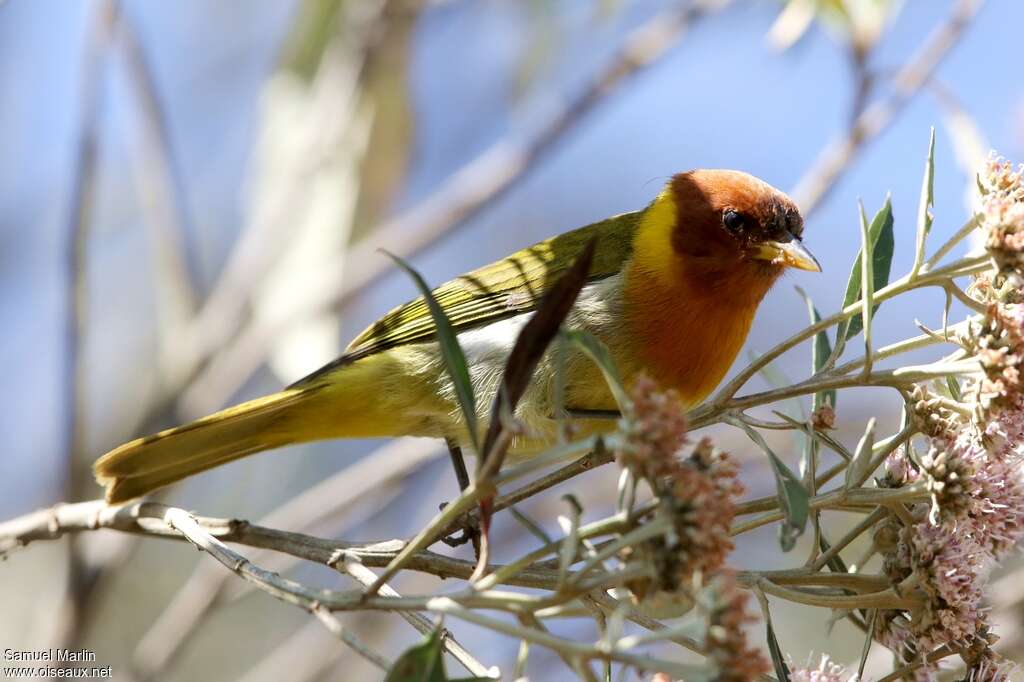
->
[618,373,688,481]
[788,655,855,682]
[703,573,771,682]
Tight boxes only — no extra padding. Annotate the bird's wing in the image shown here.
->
[290,210,641,387]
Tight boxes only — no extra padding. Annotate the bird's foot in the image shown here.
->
[438,501,481,555]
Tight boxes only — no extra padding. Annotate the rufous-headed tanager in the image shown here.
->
[95,170,820,502]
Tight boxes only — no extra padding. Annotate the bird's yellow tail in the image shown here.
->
[94,347,442,503]
[94,387,322,503]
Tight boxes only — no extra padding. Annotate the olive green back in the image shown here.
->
[291,209,641,387]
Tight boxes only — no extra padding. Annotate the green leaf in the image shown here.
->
[946,376,962,402]
[385,628,446,682]
[479,239,595,463]
[386,628,492,682]
[732,420,809,552]
[845,418,877,492]
[768,449,810,552]
[841,196,894,340]
[795,286,835,411]
[763,604,791,682]
[563,329,629,411]
[387,253,479,452]
[817,533,850,576]
[748,350,806,421]
[914,128,936,270]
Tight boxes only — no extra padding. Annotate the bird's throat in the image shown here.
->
[623,258,776,407]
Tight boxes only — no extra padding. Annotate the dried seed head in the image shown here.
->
[966,304,1024,414]
[702,574,771,682]
[919,442,976,526]
[980,153,1024,284]
[909,385,962,441]
[617,373,688,481]
[811,403,836,430]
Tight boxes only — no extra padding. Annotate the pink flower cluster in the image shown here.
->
[617,375,744,587]
[617,373,689,481]
[878,411,1024,668]
[617,377,765,680]
[980,153,1024,281]
[702,573,771,682]
[873,164,1024,672]
[788,655,855,682]
[971,304,1024,410]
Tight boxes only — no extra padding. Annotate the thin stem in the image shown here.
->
[731,484,927,536]
[333,552,496,679]
[366,480,491,595]
[810,507,888,571]
[703,254,990,411]
[924,213,981,270]
[754,578,919,610]
[162,507,391,670]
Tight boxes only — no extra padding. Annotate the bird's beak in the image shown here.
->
[753,238,821,272]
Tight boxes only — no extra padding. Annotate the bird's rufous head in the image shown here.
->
[667,169,820,275]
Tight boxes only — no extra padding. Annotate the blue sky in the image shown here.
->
[1,0,1022,515]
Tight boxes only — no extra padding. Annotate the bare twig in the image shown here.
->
[790,0,985,215]
[0,500,892,600]
[161,506,391,670]
[158,1,388,408]
[51,0,115,661]
[115,3,201,333]
[129,438,438,680]
[332,551,498,679]
[179,0,734,416]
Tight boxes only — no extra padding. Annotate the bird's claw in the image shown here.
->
[437,501,482,552]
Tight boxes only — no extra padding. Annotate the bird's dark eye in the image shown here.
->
[723,209,746,232]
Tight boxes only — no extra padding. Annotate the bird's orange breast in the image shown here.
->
[620,188,779,406]
[623,265,766,406]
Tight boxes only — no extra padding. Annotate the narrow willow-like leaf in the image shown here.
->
[385,626,492,682]
[733,420,809,552]
[947,375,962,402]
[385,628,445,682]
[913,128,936,274]
[818,534,850,576]
[557,494,583,590]
[748,350,806,421]
[795,286,835,411]
[842,197,894,339]
[768,449,810,552]
[858,610,878,680]
[387,252,480,453]
[857,201,875,360]
[479,239,595,462]
[563,329,630,410]
[764,608,791,682]
[845,418,877,492]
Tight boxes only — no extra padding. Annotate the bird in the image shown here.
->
[94,169,819,503]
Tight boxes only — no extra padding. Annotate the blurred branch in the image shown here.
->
[236,620,346,682]
[790,0,985,216]
[115,2,202,334]
[162,506,392,671]
[333,552,497,678]
[0,501,733,678]
[129,438,440,681]
[179,0,733,417]
[0,500,914,607]
[156,0,392,405]
[51,0,115,663]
